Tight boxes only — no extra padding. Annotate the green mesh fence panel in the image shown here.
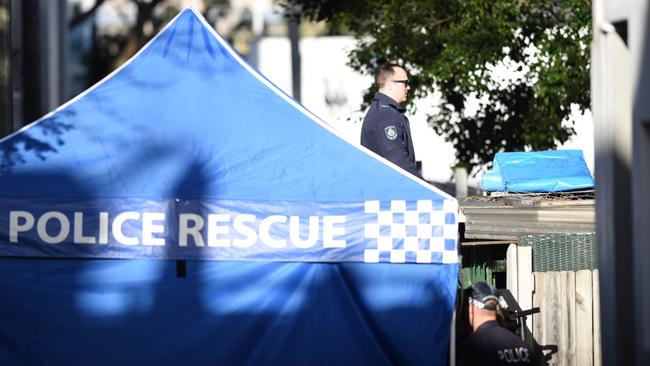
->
[519,233,597,272]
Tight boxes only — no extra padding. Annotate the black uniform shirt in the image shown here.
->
[459,320,535,366]
[361,92,421,178]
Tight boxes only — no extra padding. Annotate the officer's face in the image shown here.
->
[390,67,410,103]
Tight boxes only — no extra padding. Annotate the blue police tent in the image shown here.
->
[0,8,458,365]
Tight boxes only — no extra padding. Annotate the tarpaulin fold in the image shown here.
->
[481,150,594,192]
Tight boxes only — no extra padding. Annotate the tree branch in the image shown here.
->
[431,16,452,28]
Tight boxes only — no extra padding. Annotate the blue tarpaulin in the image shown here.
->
[0,8,458,365]
[481,150,595,192]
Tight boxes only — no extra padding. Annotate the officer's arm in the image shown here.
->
[375,120,422,178]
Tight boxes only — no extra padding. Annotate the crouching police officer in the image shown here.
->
[459,282,536,366]
[361,63,422,178]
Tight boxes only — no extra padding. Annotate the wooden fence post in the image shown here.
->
[576,270,594,365]
[517,245,533,329]
[533,270,600,365]
[593,269,601,366]
[532,272,546,343]
[506,244,518,299]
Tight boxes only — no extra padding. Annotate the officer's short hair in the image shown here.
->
[469,282,500,311]
[376,63,405,89]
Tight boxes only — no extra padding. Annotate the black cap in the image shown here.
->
[469,282,500,311]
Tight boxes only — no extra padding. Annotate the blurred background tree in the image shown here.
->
[281,0,592,174]
[69,0,234,88]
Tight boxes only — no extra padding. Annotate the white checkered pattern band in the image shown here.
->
[363,199,458,264]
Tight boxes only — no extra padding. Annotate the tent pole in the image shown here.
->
[449,308,456,366]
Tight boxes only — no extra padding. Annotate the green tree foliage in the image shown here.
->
[283,0,592,173]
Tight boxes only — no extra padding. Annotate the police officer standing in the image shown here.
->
[361,64,422,178]
[459,282,536,366]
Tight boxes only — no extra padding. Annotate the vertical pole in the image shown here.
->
[0,0,11,137]
[20,0,66,125]
[449,308,456,366]
[454,166,468,199]
[288,7,301,102]
[629,2,650,363]
[591,0,635,364]
[21,0,42,123]
[506,244,518,301]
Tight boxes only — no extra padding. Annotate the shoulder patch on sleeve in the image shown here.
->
[384,125,398,140]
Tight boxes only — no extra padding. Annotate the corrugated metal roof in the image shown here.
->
[460,194,595,241]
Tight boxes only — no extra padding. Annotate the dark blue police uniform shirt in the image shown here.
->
[361,92,421,178]
[459,320,536,366]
